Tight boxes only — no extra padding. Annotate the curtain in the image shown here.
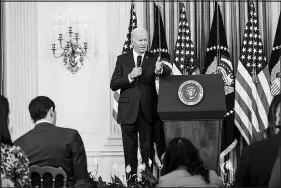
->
[0,2,5,95]
[144,1,281,74]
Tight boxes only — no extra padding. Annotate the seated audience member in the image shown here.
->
[268,147,281,187]
[13,96,89,187]
[73,178,98,188]
[0,95,30,188]
[157,137,224,187]
[234,94,281,187]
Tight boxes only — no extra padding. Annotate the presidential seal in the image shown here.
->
[178,80,204,105]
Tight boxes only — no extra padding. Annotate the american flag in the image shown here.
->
[173,2,199,75]
[234,2,273,145]
[112,3,137,121]
[269,9,281,96]
[150,2,169,169]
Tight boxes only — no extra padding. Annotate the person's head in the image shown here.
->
[265,94,281,137]
[131,27,148,54]
[162,137,210,184]
[29,96,56,125]
[73,178,97,188]
[0,95,12,145]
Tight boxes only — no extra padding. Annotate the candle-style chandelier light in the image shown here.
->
[51,9,88,74]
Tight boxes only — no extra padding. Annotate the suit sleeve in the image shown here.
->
[71,130,89,181]
[158,63,172,77]
[110,56,132,91]
[233,147,251,187]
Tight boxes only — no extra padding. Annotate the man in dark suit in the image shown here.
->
[110,27,171,182]
[14,96,88,187]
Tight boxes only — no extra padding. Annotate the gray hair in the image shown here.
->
[131,27,148,41]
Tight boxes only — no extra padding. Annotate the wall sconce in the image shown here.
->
[51,9,88,74]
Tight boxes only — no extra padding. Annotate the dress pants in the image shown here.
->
[121,103,153,183]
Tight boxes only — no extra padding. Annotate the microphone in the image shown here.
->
[136,55,142,81]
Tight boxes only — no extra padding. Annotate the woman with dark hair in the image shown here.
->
[157,137,223,187]
[0,95,30,187]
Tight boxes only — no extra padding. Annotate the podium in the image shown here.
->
[157,74,226,173]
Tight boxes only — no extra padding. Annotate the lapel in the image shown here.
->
[124,51,135,70]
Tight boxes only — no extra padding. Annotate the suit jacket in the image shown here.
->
[14,122,88,186]
[268,147,281,187]
[157,169,224,187]
[234,132,281,187]
[110,51,171,125]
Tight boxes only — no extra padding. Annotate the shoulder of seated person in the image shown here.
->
[54,126,79,134]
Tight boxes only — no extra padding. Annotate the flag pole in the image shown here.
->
[216,1,221,73]
[157,3,162,60]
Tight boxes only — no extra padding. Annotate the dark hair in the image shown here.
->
[74,178,97,188]
[29,96,55,123]
[0,95,12,145]
[265,94,281,137]
[161,137,210,184]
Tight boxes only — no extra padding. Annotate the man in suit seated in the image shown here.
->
[14,96,89,187]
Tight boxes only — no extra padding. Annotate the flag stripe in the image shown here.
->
[172,65,182,75]
[235,68,260,132]
[112,110,118,122]
[271,77,281,95]
[258,69,272,105]
[235,84,257,134]
[114,89,120,102]
[234,113,250,144]
[235,98,262,143]
[271,79,281,97]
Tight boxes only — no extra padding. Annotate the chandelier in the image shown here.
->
[51,10,88,74]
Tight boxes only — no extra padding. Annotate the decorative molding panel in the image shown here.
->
[5,2,38,140]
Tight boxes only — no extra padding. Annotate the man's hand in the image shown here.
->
[130,67,142,79]
[155,57,164,75]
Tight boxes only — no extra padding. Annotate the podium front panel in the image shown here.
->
[158,75,226,120]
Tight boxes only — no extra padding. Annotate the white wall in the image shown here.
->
[5,1,146,182]
[37,2,110,152]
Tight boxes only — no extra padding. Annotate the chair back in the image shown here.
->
[29,165,67,188]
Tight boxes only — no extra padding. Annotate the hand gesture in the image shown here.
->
[155,57,163,74]
[130,67,142,79]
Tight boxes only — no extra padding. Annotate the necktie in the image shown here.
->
[137,55,142,67]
